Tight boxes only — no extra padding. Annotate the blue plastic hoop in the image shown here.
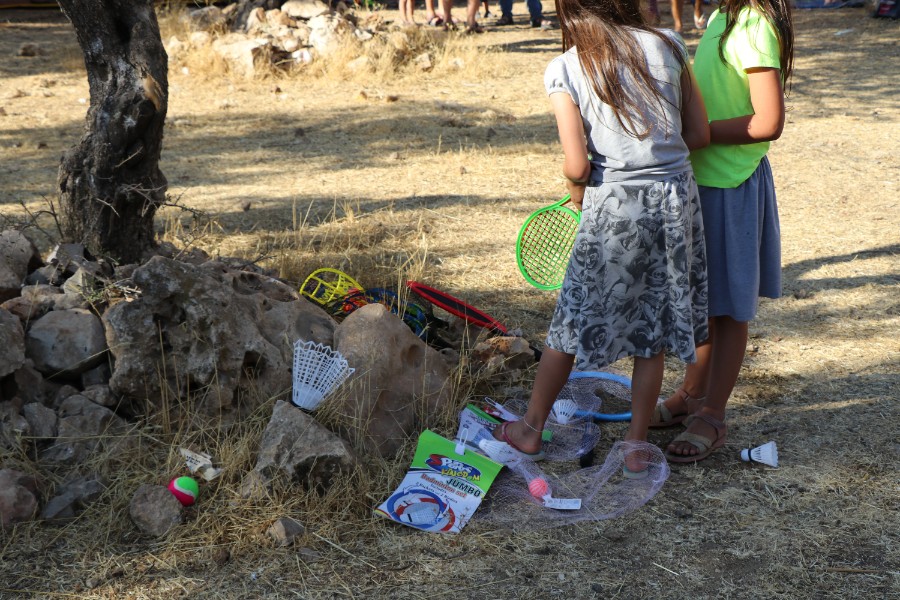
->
[566,371,633,422]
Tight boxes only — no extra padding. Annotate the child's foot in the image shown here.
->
[492,420,542,456]
[694,11,707,29]
[665,411,727,463]
[623,445,652,475]
[649,388,705,428]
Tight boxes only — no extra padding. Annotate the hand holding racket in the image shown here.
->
[516,194,581,291]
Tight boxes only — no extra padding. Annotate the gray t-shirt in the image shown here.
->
[544,30,691,183]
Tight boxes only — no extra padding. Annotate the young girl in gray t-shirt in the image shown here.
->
[494,0,710,476]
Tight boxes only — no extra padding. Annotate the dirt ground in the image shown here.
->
[1,3,898,599]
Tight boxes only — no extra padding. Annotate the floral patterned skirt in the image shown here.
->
[545,171,709,370]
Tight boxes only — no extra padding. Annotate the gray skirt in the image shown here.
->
[545,171,709,370]
[698,156,782,322]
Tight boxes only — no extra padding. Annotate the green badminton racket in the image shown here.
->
[516,194,581,290]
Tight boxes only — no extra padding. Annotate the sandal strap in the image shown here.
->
[669,430,715,453]
[683,412,727,435]
[653,402,674,423]
[650,389,705,426]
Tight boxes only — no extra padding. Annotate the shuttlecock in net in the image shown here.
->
[291,340,354,411]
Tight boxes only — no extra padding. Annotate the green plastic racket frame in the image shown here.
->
[515,195,581,290]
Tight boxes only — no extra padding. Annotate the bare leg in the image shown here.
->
[658,321,713,417]
[693,0,707,28]
[441,0,455,26]
[492,348,574,454]
[627,353,665,442]
[625,352,664,471]
[465,0,481,29]
[399,0,413,23]
[667,316,748,457]
[671,0,684,33]
[425,0,440,23]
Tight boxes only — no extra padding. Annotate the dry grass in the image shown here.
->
[1,4,899,600]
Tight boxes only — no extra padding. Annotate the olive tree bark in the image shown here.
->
[56,0,168,264]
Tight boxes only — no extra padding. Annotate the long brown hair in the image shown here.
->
[554,0,688,139]
[718,0,794,89]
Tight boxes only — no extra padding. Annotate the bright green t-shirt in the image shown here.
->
[690,7,782,188]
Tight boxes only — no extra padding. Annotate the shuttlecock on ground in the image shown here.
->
[291,340,354,411]
[740,441,779,468]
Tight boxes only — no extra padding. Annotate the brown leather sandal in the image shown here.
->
[664,413,727,464]
[649,388,706,428]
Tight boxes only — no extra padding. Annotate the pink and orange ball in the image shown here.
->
[528,477,549,499]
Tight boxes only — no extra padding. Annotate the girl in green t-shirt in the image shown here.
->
[653,0,795,463]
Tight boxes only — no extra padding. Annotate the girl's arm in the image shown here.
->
[710,67,785,144]
[549,92,590,210]
[680,62,710,151]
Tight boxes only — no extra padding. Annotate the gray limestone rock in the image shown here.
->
[129,484,182,537]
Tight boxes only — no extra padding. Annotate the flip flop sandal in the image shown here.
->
[664,413,727,464]
[623,466,650,480]
[427,16,444,26]
[623,447,653,478]
[649,389,705,428]
[499,421,546,461]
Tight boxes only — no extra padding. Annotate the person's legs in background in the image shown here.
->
[465,0,483,31]
[497,0,514,24]
[425,0,442,25]
[671,0,707,32]
[526,0,547,27]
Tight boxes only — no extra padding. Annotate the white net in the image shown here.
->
[501,398,602,461]
[559,371,636,422]
[474,440,669,530]
[291,340,354,411]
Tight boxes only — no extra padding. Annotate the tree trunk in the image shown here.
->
[57,0,168,264]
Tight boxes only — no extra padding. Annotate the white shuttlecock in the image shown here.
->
[400,501,443,526]
[740,441,779,468]
[477,438,522,465]
[550,398,579,425]
[291,340,354,411]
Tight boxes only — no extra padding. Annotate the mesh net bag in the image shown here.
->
[474,440,669,530]
[501,398,602,462]
[560,371,635,421]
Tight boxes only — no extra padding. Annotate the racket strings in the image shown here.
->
[520,211,580,287]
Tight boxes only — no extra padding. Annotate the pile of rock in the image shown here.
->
[0,229,533,534]
[168,0,385,76]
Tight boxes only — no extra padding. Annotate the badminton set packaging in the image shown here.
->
[375,430,503,533]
